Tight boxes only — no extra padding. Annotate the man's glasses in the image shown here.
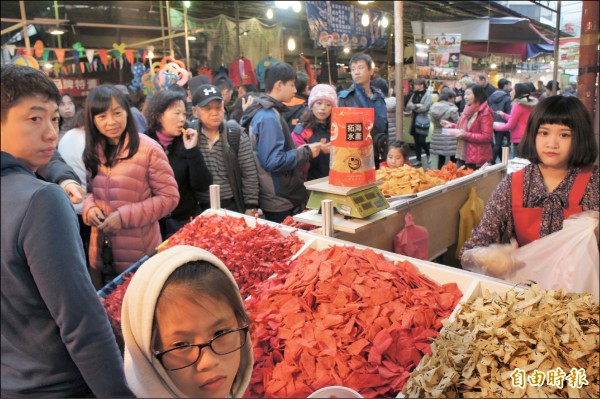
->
[153,325,249,371]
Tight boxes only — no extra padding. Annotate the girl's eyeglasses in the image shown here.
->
[153,325,249,371]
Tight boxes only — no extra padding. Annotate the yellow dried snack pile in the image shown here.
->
[376,165,445,196]
[402,285,599,398]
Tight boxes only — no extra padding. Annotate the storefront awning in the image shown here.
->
[411,17,553,45]
[460,42,554,61]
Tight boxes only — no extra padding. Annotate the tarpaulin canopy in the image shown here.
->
[460,42,554,61]
[411,17,553,45]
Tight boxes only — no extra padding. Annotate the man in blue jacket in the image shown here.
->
[1,64,132,398]
[241,62,321,223]
[338,53,388,168]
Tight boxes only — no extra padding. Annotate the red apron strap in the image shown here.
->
[567,166,593,209]
[511,169,525,209]
[511,168,543,246]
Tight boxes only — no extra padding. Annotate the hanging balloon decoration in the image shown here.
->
[153,68,178,90]
[161,62,189,87]
[129,61,146,93]
[10,54,39,69]
[140,56,190,95]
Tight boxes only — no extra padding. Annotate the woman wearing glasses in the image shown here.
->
[121,245,253,398]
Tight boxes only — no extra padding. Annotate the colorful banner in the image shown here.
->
[306,1,389,49]
[417,34,461,80]
[52,78,100,97]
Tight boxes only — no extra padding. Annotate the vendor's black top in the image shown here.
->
[145,128,212,221]
[293,121,331,181]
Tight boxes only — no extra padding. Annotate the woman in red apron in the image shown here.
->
[460,96,598,270]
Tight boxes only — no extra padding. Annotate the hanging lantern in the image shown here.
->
[287,37,296,52]
[361,12,370,27]
[381,16,389,28]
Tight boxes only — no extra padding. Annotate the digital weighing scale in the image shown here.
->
[304,177,390,219]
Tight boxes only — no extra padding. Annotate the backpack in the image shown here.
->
[189,118,242,154]
[283,102,308,133]
[247,108,308,209]
[225,119,242,154]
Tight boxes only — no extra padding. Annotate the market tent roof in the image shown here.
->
[460,42,554,61]
[411,17,554,44]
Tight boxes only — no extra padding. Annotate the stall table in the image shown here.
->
[294,163,506,261]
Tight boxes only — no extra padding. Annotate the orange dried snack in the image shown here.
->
[427,161,474,182]
[245,246,463,398]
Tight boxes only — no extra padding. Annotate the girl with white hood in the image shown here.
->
[121,245,253,398]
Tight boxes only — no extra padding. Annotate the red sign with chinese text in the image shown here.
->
[52,78,100,97]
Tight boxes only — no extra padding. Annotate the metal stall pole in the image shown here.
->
[394,1,404,141]
[210,185,221,210]
[321,200,334,237]
[502,146,510,165]
[19,1,30,53]
[552,0,562,95]
[160,1,166,56]
[577,0,598,122]
[53,0,62,49]
[235,1,241,60]
[166,0,174,57]
[183,3,191,71]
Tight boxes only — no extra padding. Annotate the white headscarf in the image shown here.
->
[121,245,253,398]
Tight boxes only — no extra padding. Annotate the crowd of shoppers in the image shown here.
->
[1,54,591,397]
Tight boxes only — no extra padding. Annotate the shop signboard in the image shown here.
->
[306,1,389,49]
[52,78,100,97]
[558,37,580,70]
[417,34,461,80]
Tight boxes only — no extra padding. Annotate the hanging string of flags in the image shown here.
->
[2,40,155,76]
[2,40,191,95]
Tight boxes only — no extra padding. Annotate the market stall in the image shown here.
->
[98,208,598,398]
[295,163,506,261]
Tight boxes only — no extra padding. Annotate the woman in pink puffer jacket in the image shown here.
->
[493,82,538,157]
[441,84,493,169]
[82,85,179,286]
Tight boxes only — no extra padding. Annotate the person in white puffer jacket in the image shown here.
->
[429,88,459,169]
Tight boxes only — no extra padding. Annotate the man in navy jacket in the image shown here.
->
[1,64,132,398]
[338,53,388,168]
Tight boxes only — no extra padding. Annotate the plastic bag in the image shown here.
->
[394,212,429,260]
[508,211,599,299]
[456,187,484,257]
[461,239,520,277]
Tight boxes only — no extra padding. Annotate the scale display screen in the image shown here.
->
[361,202,374,211]
[374,199,386,208]
[365,191,377,200]
[305,179,390,218]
